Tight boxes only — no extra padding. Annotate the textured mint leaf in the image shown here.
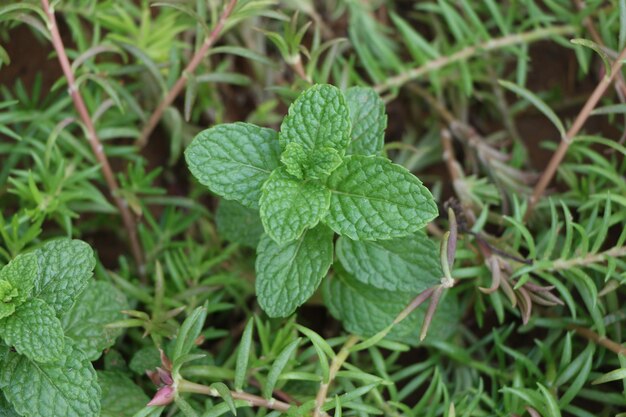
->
[324,155,438,240]
[0,392,19,417]
[345,86,387,155]
[336,232,441,292]
[323,269,458,345]
[61,281,127,361]
[0,298,64,363]
[185,122,281,209]
[281,143,343,180]
[260,168,331,245]
[256,225,333,317]
[98,371,149,417]
[33,239,96,316]
[1,341,101,417]
[0,252,38,319]
[216,199,264,248]
[279,84,351,154]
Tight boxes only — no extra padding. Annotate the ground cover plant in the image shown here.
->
[0,0,626,416]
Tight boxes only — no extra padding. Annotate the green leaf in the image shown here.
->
[281,143,343,180]
[279,84,351,153]
[498,80,566,139]
[323,268,457,345]
[234,318,254,392]
[256,225,334,317]
[344,87,387,155]
[0,252,37,312]
[324,156,438,240]
[336,232,441,292]
[98,371,150,417]
[173,305,207,361]
[216,200,264,248]
[263,339,301,399]
[210,382,237,415]
[0,298,65,363]
[591,367,626,385]
[0,341,101,417]
[61,281,128,361]
[260,168,331,244]
[33,239,96,316]
[185,123,281,208]
[0,392,19,417]
[571,39,612,77]
[129,345,161,375]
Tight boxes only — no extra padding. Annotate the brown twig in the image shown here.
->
[374,25,574,94]
[136,0,237,148]
[313,335,359,417]
[178,379,294,412]
[41,0,144,272]
[525,46,626,220]
[569,325,626,356]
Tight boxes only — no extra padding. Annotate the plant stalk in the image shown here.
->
[136,0,237,148]
[41,0,144,273]
[375,25,574,94]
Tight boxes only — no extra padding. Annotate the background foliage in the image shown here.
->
[1,0,626,416]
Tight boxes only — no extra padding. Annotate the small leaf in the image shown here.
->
[234,318,254,391]
[0,298,65,363]
[336,232,441,292]
[173,305,207,361]
[591,367,626,385]
[281,143,342,180]
[185,123,281,208]
[279,84,351,153]
[498,80,566,139]
[216,200,264,248]
[345,86,387,156]
[324,156,438,240]
[0,252,37,309]
[1,341,101,417]
[33,239,96,316]
[211,382,237,416]
[260,168,331,244]
[99,371,150,417]
[571,38,612,77]
[263,339,300,399]
[256,225,334,317]
[61,281,128,361]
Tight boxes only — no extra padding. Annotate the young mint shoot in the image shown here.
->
[186,84,439,318]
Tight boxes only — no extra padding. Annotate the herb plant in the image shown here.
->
[2,0,626,416]
[185,84,442,319]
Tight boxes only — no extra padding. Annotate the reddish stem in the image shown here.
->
[41,0,144,272]
[136,0,238,148]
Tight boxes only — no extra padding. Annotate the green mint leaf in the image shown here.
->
[98,371,150,417]
[281,143,343,180]
[323,269,458,345]
[260,168,331,245]
[61,281,128,361]
[336,232,441,292]
[256,225,333,317]
[216,199,264,248]
[0,252,38,319]
[345,86,387,156]
[0,392,19,417]
[33,239,96,316]
[279,84,351,154]
[185,122,281,209]
[0,298,65,363]
[1,341,101,417]
[324,155,438,240]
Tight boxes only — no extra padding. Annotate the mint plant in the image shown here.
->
[186,84,440,320]
[0,239,126,417]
